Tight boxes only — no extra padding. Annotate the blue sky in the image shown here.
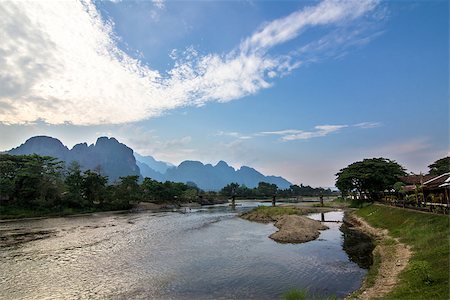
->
[0,0,448,187]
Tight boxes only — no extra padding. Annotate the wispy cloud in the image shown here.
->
[0,0,381,125]
[353,122,382,129]
[261,125,348,141]
[216,131,253,140]
[218,121,380,142]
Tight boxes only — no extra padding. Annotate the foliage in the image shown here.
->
[428,156,450,176]
[356,205,449,299]
[0,154,64,208]
[140,177,199,203]
[220,182,335,199]
[335,158,406,201]
[0,154,213,218]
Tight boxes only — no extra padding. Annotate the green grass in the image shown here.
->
[249,205,323,217]
[356,204,450,299]
[252,206,303,216]
[283,288,337,300]
[283,289,307,300]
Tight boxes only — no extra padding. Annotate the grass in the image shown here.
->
[252,206,304,216]
[284,289,307,300]
[248,205,323,217]
[356,204,450,299]
[283,288,337,300]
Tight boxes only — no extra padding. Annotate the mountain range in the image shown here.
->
[6,136,292,190]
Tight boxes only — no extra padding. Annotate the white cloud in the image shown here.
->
[152,0,165,9]
[353,122,382,129]
[219,121,381,142]
[0,0,380,125]
[259,125,348,141]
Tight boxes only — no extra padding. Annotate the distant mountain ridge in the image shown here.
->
[161,160,292,190]
[8,136,293,190]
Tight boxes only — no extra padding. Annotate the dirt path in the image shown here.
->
[345,213,412,300]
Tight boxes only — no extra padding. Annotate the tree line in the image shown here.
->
[0,153,338,216]
[220,182,335,198]
[0,154,208,213]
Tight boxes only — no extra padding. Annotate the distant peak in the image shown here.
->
[216,160,229,167]
[26,135,63,143]
[96,136,118,143]
[178,160,204,168]
[21,136,67,148]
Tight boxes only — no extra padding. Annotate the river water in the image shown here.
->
[0,203,367,299]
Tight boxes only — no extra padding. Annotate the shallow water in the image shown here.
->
[0,203,367,299]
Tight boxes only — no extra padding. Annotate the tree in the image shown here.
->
[336,158,406,201]
[428,157,450,176]
[64,161,84,207]
[0,154,21,201]
[112,175,140,209]
[82,170,108,207]
[14,154,64,208]
[256,182,278,197]
[220,183,240,197]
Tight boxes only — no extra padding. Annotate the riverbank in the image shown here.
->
[344,210,411,299]
[348,204,449,299]
[240,206,332,243]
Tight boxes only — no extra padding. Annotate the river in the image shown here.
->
[0,202,367,299]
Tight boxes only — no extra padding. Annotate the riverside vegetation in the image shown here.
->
[0,154,335,219]
[354,204,449,299]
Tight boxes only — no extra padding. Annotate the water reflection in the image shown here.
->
[0,204,369,299]
[340,224,374,269]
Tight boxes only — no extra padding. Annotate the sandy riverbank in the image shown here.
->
[240,207,331,243]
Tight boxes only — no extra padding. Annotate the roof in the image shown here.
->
[423,172,450,189]
[399,174,436,185]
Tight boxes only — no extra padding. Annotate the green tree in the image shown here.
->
[256,182,278,197]
[112,175,141,209]
[64,161,84,207]
[220,183,240,197]
[15,155,64,208]
[428,157,450,176]
[141,177,162,202]
[336,157,406,201]
[82,170,108,207]
[0,154,22,201]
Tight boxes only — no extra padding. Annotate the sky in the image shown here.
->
[0,0,448,187]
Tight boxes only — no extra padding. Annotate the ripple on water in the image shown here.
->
[0,207,367,299]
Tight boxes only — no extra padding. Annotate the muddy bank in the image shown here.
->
[241,207,329,243]
[344,211,412,300]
